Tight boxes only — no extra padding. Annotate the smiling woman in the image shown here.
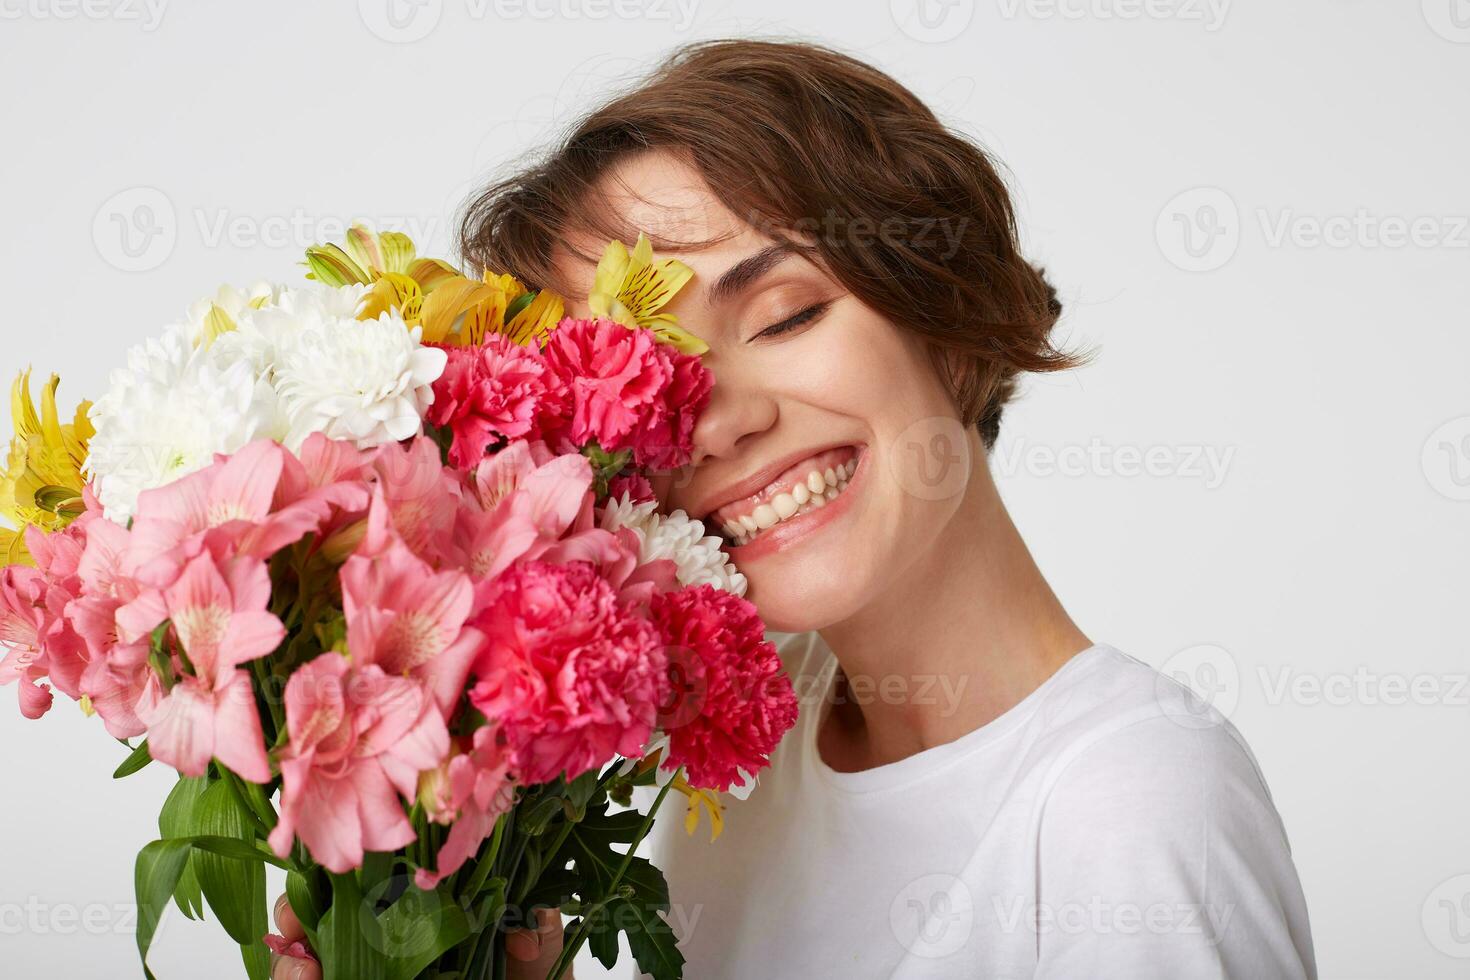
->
[439,38,1316,980]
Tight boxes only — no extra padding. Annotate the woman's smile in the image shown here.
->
[694,443,869,560]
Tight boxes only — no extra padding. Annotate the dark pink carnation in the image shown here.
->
[539,318,711,470]
[607,472,655,504]
[427,336,551,469]
[468,561,668,783]
[652,585,799,791]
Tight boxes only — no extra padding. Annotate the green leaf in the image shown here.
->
[190,835,292,871]
[287,868,326,937]
[378,884,473,980]
[114,739,154,778]
[158,776,208,920]
[134,838,195,980]
[241,939,270,980]
[318,872,386,980]
[191,780,268,947]
[614,897,685,980]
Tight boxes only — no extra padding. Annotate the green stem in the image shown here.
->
[546,772,679,980]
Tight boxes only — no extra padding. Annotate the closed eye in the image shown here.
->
[751,301,831,342]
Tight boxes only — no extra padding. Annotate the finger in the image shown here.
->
[274,893,306,943]
[505,909,568,978]
[272,958,322,980]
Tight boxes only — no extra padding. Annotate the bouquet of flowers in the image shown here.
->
[0,226,798,979]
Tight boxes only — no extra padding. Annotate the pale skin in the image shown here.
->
[271,150,1088,978]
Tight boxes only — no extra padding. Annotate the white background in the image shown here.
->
[2,1,1467,977]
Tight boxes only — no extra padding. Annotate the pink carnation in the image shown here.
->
[426,336,552,469]
[468,561,668,784]
[652,585,799,791]
[539,318,710,470]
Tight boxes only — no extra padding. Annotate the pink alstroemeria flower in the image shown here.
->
[414,725,516,889]
[340,498,483,718]
[124,439,329,589]
[366,437,462,566]
[65,516,159,738]
[269,654,449,874]
[138,553,283,782]
[0,565,54,719]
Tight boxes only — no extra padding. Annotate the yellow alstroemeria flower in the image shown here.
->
[417,270,565,349]
[0,370,93,567]
[305,225,565,348]
[305,225,460,323]
[673,773,725,842]
[588,233,707,355]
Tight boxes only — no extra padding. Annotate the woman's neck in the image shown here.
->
[817,451,1090,771]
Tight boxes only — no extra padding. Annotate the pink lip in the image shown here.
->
[721,450,868,562]
[690,441,861,521]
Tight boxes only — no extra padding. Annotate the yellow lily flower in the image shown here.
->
[588,233,707,355]
[0,370,93,567]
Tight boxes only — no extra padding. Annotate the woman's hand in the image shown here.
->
[267,895,571,980]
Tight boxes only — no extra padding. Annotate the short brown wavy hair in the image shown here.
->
[461,39,1081,447]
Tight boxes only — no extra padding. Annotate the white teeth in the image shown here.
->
[719,454,862,547]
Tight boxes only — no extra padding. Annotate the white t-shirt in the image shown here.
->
[644,635,1316,979]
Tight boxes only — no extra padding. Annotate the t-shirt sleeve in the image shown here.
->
[1033,717,1316,980]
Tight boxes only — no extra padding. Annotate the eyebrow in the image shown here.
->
[707,243,801,306]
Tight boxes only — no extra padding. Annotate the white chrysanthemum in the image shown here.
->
[600,493,748,596]
[86,326,280,522]
[266,285,446,451]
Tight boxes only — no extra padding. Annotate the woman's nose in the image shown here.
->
[689,369,779,467]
